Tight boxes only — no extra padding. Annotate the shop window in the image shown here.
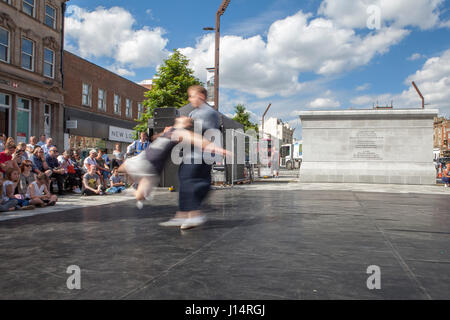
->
[45,4,56,29]
[0,93,11,136]
[21,38,34,71]
[17,98,31,144]
[0,27,9,63]
[125,99,132,118]
[98,89,106,111]
[23,0,35,17]
[44,104,51,138]
[114,94,121,114]
[43,48,54,78]
[82,83,92,107]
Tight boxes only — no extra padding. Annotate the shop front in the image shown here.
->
[64,106,136,160]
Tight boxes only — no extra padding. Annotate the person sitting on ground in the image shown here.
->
[82,164,105,196]
[45,147,66,195]
[83,149,98,172]
[41,138,54,156]
[442,162,450,187]
[28,173,57,207]
[58,150,82,194]
[31,146,52,176]
[106,167,126,194]
[12,146,25,168]
[0,141,20,175]
[3,168,35,210]
[16,160,37,204]
[96,149,110,188]
[16,142,29,160]
[0,174,17,212]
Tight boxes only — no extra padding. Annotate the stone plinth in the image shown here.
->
[298,109,438,185]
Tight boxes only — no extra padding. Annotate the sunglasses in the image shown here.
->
[24,164,31,167]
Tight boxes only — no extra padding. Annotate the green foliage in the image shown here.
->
[232,104,259,133]
[133,49,202,138]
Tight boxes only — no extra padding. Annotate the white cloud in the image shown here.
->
[318,0,446,30]
[356,83,371,91]
[65,5,169,71]
[106,65,136,77]
[351,49,450,115]
[307,97,341,108]
[181,11,409,98]
[408,53,425,61]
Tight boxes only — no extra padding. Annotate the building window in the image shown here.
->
[43,48,54,78]
[0,28,9,63]
[114,94,121,114]
[21,38,34,71]
[125,99,132,117]
[23,0,35,17]
[44,104,51,138]
[45,4,56,29]
[82,83,92,107]
[17,98,32,143]
[98,89,106,111]
[2,0,12,5]
[138,103,143,119]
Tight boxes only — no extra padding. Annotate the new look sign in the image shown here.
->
[109,126,134,143]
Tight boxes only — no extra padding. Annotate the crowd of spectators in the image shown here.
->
[0,133,133,213]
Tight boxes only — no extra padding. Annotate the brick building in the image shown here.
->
[0,0,68,147]
[434,116,449,157]
[63,50,148,158]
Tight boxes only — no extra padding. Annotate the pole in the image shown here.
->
[261,103,272,138]
[412,81,425,109]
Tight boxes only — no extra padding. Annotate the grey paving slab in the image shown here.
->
[0,187,448,300]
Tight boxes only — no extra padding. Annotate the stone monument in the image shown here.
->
[298,109,438,185]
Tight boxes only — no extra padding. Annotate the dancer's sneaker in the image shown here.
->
[73,187,82,194]
[136,200,144,210]
[159,218,186,227]
[180,215,207,230]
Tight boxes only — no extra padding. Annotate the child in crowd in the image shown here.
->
[121,116,229,209]
[0,174,17,212]
[82,164,106,196]
[28,173,57,206]
[3,168,35,210]
[105,168,126,194]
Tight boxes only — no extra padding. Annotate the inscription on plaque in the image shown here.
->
[349,130,384,160]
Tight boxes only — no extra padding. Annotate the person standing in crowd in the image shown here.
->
[112,143,124,168]
[160,85,220,230]
[28,173,57,206]
[41,138,54,156]
[442,162,450,187]
[46,147,65,195]
[0,141,20,174]
[3,168,35,210]
[0,134,7,153]
[95,149,110,188]
[27,136,38,153]
[127,132,149,158]
[37,134,46,147]
[82,164,105,196]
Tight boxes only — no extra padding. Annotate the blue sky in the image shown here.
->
[65,0,450,139]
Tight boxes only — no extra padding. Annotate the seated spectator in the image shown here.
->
[106,168,126,194]
[58,150,82,194]
[17,142,29,160]
[12,147,25,168]
[28,173,57,207]
[46,147,66,195]
[16,160,36,199]
[0,174,17,212]
[27,136,38,154]
[41,138,54,156]
[83,149,98,172]
[3,168,34,210]
[31,147,52,177]
[96,150,110,187]
[37,134,46,147]
[0,141,20,174]
[82,164,105,196]
[443,163,450,187]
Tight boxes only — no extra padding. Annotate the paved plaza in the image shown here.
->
[0,176,449,299]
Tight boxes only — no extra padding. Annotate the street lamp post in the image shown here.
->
[204,0,230,111]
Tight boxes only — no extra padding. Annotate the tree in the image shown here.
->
[232,104,259,133]
[134,49,202,137]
